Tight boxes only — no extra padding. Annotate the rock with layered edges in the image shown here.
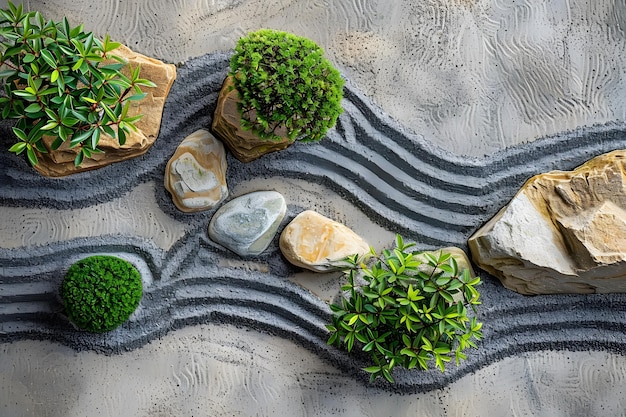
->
[211,76,293,162]
[208,191,287,257]
[279,210,370,272]
[164,129,228,212]
[33,44,177,177]
[469,150,626,295]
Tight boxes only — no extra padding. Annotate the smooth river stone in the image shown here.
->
[165,129,228,212]
[208,191,287,257]
[279,210,370,272]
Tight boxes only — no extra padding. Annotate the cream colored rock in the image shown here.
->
[280,210,370,272]
[416,247,476,278]
[33,44,177,177]
[211,76,293,163]
[469,150,626,295]
[164,129,228,212]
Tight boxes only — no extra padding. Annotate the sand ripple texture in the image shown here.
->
[9,0,626,157]
[2,53,626,393]
[2,325,626,416]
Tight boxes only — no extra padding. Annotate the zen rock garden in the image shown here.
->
[4,1,626,402]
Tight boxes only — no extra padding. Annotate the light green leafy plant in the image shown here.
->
[0,1,155,167]
[229,28,344,143]
[327,235,483,383]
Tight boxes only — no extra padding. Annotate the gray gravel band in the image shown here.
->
[2,52,626,393]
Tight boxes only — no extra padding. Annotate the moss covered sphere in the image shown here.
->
[61,255,143,333]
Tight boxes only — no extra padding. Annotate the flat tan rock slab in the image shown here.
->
[33,44,177,177]
[165,129,228,212]
[280,210,370,272]
[211,76,293,163]
[469,150,626,295]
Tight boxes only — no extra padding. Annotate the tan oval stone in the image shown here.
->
[280,210,370,272]
[211,76,293,163]
[164,129,228,212]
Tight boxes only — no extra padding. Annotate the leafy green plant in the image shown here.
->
[327,235,483,383]
[229,28,344,143]
[61,255,142,333]
[0,1,156,167]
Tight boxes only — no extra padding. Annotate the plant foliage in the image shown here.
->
[229,28,344,143]
[0,1,156,167]
[61,255,142,333]
[327,235,483,383]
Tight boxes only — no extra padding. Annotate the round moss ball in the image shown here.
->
[61,255,143,333]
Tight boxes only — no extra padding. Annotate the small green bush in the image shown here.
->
[327,235,483,383]
[0,1,155,167]
[229,28,344,143]
[61,255,142,333]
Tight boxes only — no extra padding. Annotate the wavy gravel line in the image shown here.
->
[3,236,626,392]
[2,52,626,392]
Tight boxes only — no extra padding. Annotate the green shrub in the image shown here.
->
[229,28,344,143]
[327,235,483,383]
[61,255,142,333]
[0,1,155,167]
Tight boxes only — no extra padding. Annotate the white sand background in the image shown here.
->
[2,0,626,416]
[3,325,626,417]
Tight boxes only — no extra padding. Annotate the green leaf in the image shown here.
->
[69,129,92,148]
[90,127,100,149]
[40,49,57,68]
[26,145,38,166]
[12,127,28,142]
[41,121,59,130]
[24,103,42,114]
[8,141,27,154]
[74,149,84,167]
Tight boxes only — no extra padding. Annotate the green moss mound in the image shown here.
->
[61,255,143,333]
[230,28,344,143]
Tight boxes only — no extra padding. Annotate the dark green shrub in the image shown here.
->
[327,235,483,383]
[229,28,344,143]
[61,255,142,333]
[0,1,155,167]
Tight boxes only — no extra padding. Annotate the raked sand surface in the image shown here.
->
[2,0,626,416]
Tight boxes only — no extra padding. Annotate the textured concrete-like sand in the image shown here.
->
[3,324,626,416]
[2,1,626,416]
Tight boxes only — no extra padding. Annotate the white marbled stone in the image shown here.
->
[208,191,287,257]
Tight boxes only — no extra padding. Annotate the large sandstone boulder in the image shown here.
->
[469,150,626,295]
[33,44,177,177]
[164,129,228,212]
[280,210,370,272]
[211,76,293,163]
[208,191,287,257]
